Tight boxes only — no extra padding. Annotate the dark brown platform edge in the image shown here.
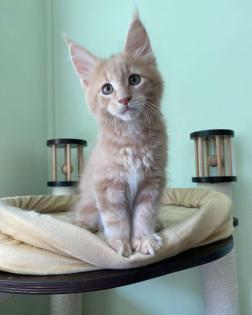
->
[0,237,233,295]
[47,138,87,147]
[47,181,79,187]
[190,129,234,139]
[192,176,237,183]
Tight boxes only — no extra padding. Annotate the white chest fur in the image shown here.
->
[119,146,153,202]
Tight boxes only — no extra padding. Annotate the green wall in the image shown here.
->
[1,0,252,314]
[0,0,49,313]
[0,0,48,197]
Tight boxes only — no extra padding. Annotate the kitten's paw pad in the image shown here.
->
[108,239,132,257]
[74,220,98,233]
[132,234,162,256]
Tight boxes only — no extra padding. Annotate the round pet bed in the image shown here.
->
[0,188,233,275]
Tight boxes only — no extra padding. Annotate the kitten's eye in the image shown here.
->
[129,74,141,86]
[101,83,113,95]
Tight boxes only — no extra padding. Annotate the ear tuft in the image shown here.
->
[124,12,152,56]
[63,33,99,87]
[132,7,140,22]
[62,32,71,45]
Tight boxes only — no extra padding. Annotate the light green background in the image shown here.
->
[0,0,251,314]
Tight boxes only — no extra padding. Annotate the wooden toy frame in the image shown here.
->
[190,129,237,183]
[47,138,87,188]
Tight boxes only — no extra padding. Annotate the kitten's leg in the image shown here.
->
[132,179,163,255]
[96,180,131,257]
[74,197,99,233]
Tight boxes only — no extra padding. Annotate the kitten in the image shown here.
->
[64,13,167,257]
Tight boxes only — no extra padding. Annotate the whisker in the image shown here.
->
[145,99,160,109]
[144,103,161,118]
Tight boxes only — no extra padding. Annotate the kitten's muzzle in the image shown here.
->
[118,96,132,106]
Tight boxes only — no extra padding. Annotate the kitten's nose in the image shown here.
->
[118,97,132,105]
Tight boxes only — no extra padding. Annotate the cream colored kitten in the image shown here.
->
[65,13,167,257]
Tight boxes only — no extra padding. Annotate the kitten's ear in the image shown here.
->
[63,34,99,87]
[124,12,152,56]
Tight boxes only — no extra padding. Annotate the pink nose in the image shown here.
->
[118,97,132,105]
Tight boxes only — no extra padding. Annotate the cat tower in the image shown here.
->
[190,129,239,315]
[0,134,237,315]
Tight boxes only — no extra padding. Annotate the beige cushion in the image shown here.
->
[0,188,233,275]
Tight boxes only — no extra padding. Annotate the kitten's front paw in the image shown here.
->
[108,239,132,257]
[132,234,162,256]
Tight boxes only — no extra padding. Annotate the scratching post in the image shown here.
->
[47,138,87,195]
[51,294,82,315]
[199,182,239,315]
[47,138,87,315]
[201,249,239,315]
[190,129,239,315]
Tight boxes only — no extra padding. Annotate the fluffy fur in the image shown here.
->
[65,13,167,257]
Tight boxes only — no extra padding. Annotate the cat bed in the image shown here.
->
[0,188,233,275]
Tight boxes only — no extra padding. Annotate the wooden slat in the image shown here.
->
[78,145,84,177]
[206,139,210,176]
[226,137,233,176]
[194,139,199,177]
[198,137,204,177]
[66,144,71,181]
[64,145,67,180]
[216,136,224,176]
[52,144,57,181]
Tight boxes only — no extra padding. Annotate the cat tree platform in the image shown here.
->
[0,236,233,295]
[0,188,236,314]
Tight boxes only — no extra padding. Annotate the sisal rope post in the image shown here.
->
[50,182,81,315]
[199,182,240,315]
[50,291,82,315]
